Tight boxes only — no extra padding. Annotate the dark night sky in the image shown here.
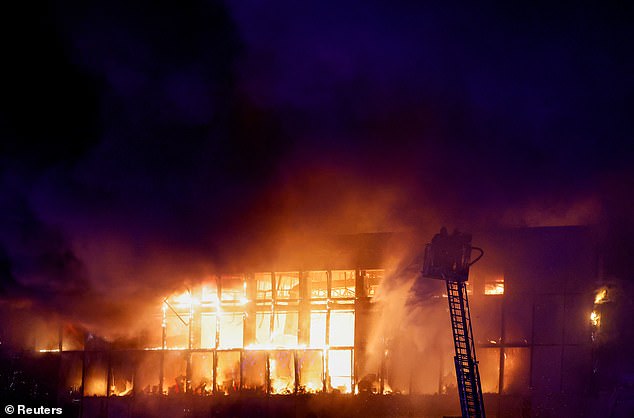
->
[1,1,633,329]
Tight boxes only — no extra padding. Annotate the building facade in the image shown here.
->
[2,227,604,417]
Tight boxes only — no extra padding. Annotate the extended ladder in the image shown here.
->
[422,228,485,418]
[447,280,485,418]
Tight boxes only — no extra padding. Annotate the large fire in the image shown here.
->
[29,265,531,399]
[70,271,364,396]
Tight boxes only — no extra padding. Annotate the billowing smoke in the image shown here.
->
[1,0,633,346]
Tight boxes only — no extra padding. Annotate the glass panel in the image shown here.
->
[331,270,355,298]
[166,314,189,349]
[272,310,298,346]
[221,275,245,302]
[478,347,501,393]
[135,352,161,395]
[255,311,272,345]
[191,352,213,395]
[84,352,108,396]
[298,350,323,393]
[243,351,267,393]
[504,295,533,344]
[484,275,505,295]
[219,312,243,348]
[201,281,219,305]
[503,348,530,395]
[270,351,295,394]
[163,351,188,395]
[310,311,327,347]
[200,313,217,349]
[329,311,354,346]
[471,297,502,344]
[363,269,384,298]
[564,296,592,345]
[275,272,300,299]
[306,271,328,299]
[255,272,273,300]
[217,351,241,394]
[534,294,564,345]
[109,353,135,396]
[328,349,352,393]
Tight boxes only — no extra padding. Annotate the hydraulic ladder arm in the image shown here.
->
[422,228,486,418]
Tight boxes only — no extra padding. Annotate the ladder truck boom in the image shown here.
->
[422,228,486,418]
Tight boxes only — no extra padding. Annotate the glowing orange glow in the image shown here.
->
[298,350,323,393]
[113,381,133,396]
[217,351,240,394]
[170,289,198,308]
[270,352,295,394]
[383,382,393,394]
[594,288,607,304]
[590,310,600,327]
[84,366,108,397]
[36,269,367,398]
[310,311,327,347]
[201,283,219,304]
[329,311,354,346]
[484,278,505,295]
[328,350,353,393]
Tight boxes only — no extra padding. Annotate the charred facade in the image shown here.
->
[2,226,618,417]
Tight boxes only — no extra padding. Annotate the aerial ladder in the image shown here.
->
[422,228,486,418]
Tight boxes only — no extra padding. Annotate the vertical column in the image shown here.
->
[298,271,311,346]
[270,272,276,341]
[354,269,365,394]
[293,350,300,394]
[214,275,221,393]
[325,270,332,392]
[322,348,327,393]
[79,334,87,418]
[268,273,275,393]
[265,353,271,394]
[106,349,112,397]
[159,303,167,395]
[105,348,112,418]
[186,289,194,393]
[351,350,355,395]
[216,275,222,349]
[212,350,218,394]
[498,294,506,418]
[244,273,257,346]
[380,344,386,394]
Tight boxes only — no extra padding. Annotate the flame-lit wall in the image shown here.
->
[41,269,379,398]
[4,227,601,418]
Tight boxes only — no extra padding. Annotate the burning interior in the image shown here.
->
[2,226,608,417]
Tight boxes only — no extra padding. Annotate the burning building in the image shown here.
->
[0,225,625,417]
